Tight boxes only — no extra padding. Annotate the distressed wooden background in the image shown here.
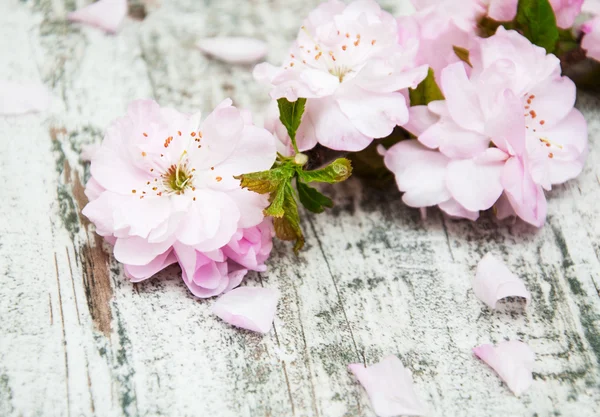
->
[1,1,600,416]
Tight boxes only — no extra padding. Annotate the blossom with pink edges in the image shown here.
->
[82,99,277,297]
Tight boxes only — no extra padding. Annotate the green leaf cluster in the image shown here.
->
[236,99,352,253]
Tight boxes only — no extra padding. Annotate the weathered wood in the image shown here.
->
[1,1,599,416]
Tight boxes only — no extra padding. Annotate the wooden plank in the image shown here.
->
[0,1,599,416]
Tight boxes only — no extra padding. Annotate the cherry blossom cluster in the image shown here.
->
[257,0,594,227]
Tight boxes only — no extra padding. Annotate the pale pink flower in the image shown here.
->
[254,0,428,152]
[582,17,600,61]
[82,99,277,297]
[487,0,583,28]
[386,28,587,227]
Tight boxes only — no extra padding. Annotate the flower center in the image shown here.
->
[163,161,193,194]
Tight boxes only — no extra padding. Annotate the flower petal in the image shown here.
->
[438,198,479,221]
[336,87,408,139]
[384,140,451,207]
[473,341,535,396]
[196,37,268,64]
[474,253,531,309]
[440,62,484,132]
[211,286,280,333]
[403,105,439,137]
[0,81,51,115]
[348,355,427,417]
[446,149,507,211]
[67,0,127,34]
[124,249,177,282]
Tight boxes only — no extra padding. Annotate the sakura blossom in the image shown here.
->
[384,27,588,227]
[82,99,277,298]
[254,0,428,152]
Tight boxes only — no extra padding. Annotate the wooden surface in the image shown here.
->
[1,1,600,416]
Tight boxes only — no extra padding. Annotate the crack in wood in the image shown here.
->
[54,252,71,417]
[65,247,81,325]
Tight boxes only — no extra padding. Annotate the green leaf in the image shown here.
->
[277,97,307,153]
[453,46,472,67]
[296,180,333,214]
[272,182,305,253]
[264,184,287,217]
[409,68,444,106]
[515,0,559,53]
[236,165,295,194]
[298,158,353,184]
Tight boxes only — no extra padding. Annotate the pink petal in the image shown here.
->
[384,140,451,207]
[446,149,507,211]
[348,355,427,417]
[403,105,439,137]
[336,87,409,139]
[211,286,280,333]
[473,341,535,396]
[67,0,127,34]
[474,253,531,309]
[441,62,484,133]
[0,81,51,115]
[438,198,479,221]
[124,249,177,282]
[196,37,268,64]
[488,0,518,21]
[502,157,547,227]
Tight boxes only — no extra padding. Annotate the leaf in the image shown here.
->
[264,185,287,217]
[298,158,353,184]
[296,180,333,213]
[272,182,305,253]
[277,97,307,152]
[453,46,473,67]
[515,0,559,53]
[408,68,444,106]
[236,165,295,194]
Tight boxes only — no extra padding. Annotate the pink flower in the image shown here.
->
[487,0,583,28]
[582,17,600,61]
[385,28,587,227]
[254,0,428,152]
[82,99,277,297]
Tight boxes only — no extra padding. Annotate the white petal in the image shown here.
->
[473,341,535,396]
[196,37,268,64]
[68,0,128,34]
[0,81,51,115]
[473,253,531,309]
[348,355,427,417]
[211,286,279,333]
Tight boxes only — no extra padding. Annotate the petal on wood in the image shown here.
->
[473,341,535,396]
[81,143,101,162]
[0,81,51,115]
[473,253,531,309]
[348,355,427,417]
[196,37,268,64]
[211,286,279,333]
[68,0,128,34]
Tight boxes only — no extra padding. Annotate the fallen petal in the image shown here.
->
[348,355,427,417]
[474,253,531,309]
[0,81,51,115]
[211,286,279,333]
[473,341,535,396]
[196,37,268,64]
[68,0,128,34]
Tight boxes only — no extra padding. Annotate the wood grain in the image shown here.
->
[1,0,599,416]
